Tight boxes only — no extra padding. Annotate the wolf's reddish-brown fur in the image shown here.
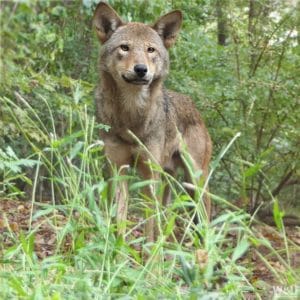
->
[93,2,212,242]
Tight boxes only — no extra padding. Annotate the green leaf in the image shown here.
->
[129,179,158,192]
[45,33,56,43]
[273,198,285,231]
[244,162,262,178]
[70,141,84,160]
[232,237,249,262]
[33,207,56,220]
[179,256,195,286]
[19,232,35,259]
[9,276,27,297]
[164,214,176,236]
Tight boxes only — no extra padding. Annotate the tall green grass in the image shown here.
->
[0,93,299,299]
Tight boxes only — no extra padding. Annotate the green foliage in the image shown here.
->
[1,0,299,208]
[0,0,299,298]
[0,146,37,198]
[167,1,300,208]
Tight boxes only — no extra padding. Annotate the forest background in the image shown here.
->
[0,0,299,299]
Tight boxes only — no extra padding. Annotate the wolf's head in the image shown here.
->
[93,2,182,87]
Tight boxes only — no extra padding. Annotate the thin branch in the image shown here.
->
[272,168,295,197]
[250,15,291,77]
[255,29,294,151]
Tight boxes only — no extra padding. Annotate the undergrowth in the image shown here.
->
[0,94,299,299]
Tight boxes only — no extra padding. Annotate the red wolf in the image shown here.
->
[93,2,212,242]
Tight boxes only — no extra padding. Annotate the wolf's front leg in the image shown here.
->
[137,158,161,244]
[107,165,130,239]
[115,167,129,238]
[105,142,132,239]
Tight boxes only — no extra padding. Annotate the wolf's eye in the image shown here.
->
[120,45,129,51]
[147,47,155,53]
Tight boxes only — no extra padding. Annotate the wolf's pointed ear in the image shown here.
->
[93,2,123,43]
[152,10,183,48]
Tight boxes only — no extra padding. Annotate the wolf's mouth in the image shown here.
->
[122,75,149,85]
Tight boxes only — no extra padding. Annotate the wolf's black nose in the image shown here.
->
[134,64,148,78]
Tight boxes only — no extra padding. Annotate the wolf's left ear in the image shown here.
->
[93,2,123,43]
[152,10,183,48]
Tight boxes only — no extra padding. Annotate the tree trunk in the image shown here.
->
[248,0,257,74]
[216,0,227,46]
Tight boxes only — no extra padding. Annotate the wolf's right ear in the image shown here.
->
[93,2,123,43]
